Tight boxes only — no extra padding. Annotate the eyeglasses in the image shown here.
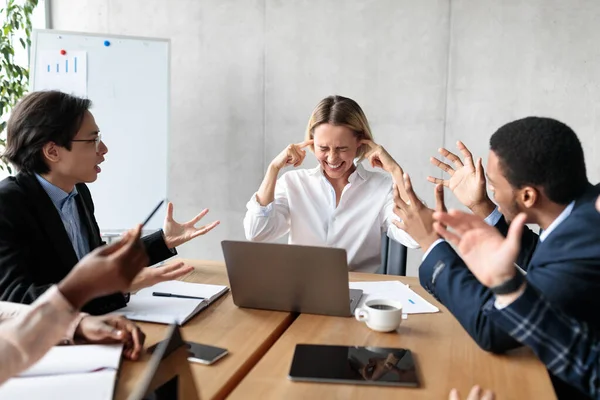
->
[72,133,102,153]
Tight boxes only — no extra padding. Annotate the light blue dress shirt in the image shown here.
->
[35,174,90,260]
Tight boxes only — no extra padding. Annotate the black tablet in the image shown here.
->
[288,344,419,387]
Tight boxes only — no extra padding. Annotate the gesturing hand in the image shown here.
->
[360,139,401,175]
[270,140,314,171]
[449,386,495,400]
[392,173,446,250]
[58,225,149,309]
[163,202,220,249]
[75,315,146,360]
[130,261,194,292]
[433,210,526,289]
[428,141,494,217]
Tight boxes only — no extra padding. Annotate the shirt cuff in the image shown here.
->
[494,298,511,310]
[246,193,273,217]
[387,223,420,249]
[484,207,502,226]
[487,284,540,325]
[493,285,527,310]
[422,238,445,261]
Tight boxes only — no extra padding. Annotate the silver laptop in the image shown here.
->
[221,241,363,317]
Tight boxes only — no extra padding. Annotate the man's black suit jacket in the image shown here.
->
[0,172,176,314]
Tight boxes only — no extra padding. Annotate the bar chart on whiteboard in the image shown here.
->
[34,50,87,97]
[31,30,169,231]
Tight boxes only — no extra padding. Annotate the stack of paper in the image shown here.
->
[0,344,122,400]
[350,281,439,314]
[117,281,229,325]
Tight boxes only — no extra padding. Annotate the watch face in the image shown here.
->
[490,271,525,295]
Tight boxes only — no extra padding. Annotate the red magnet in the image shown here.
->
[60,49,67,55]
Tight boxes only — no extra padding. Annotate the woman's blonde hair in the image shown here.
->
[305,95,374,160]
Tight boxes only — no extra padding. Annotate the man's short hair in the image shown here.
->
[2,90,91,174]
[490,116,588,204]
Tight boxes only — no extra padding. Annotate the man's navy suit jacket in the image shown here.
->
[419,184,600,399]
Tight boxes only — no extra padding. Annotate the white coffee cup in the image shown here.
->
[354,299,403,332]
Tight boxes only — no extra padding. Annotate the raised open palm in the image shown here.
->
[163,202,220,248]
[428,141,488,210]
[432,210,526,288]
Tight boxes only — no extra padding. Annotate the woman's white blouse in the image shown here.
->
[244,163,419,273]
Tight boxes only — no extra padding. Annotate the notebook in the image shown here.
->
[117,281,229,325]
[0,344,123,400]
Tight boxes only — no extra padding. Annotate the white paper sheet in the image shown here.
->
[35,50,88,97]
[0,370,116,400]
[116,295,203,325]
[350,281,439,314]
[19,344,122,377]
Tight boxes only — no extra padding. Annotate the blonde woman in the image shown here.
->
[244,95,418,273]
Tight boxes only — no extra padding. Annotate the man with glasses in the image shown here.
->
[0,90,219,314]
[72,133,103,149]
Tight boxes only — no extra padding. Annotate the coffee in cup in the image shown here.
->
[354,299,403,332]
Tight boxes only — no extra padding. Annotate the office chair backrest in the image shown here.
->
[380,233,408,276]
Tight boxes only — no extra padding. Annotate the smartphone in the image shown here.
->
[185,341,228,365]
[148,340,228,365]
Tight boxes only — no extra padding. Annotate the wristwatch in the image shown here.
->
[489,270,525,295]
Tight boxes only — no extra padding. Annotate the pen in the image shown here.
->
[153,292,205,300]
[142,199,165,228]
[408,299,415,304]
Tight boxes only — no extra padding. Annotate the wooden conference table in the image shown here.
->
[114,260,555,400]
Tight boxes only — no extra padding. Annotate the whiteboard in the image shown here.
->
[30,29,169,231]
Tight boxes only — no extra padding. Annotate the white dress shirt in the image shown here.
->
[243,163,419,273]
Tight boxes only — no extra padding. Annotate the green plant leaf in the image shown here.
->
[0,0,36,172]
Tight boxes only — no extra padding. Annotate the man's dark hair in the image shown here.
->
[490,116,588,204]
[2,90,91,174]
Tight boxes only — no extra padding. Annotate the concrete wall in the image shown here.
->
[50,0,600,276]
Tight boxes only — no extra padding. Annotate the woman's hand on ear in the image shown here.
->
[360,139,403,175]
[270,140,314,171]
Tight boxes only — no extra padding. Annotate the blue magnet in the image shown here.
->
[104,40,111,47]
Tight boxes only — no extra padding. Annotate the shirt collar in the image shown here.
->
[307,165,323,177]
[35,174,78,209]
[348,162,367,183]
[539,201,575,242]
